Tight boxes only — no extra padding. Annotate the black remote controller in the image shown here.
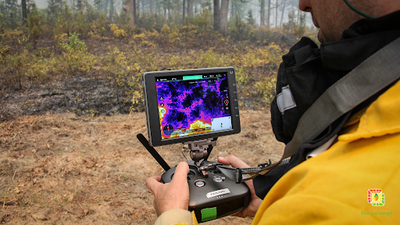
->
[138,133,250,223]
[162,160,251,223]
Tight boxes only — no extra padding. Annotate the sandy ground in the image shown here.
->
[0,110,284,224]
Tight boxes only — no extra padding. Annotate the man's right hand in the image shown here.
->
[146,162,190,216]
[217,155,263,218]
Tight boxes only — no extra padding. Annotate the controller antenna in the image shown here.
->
[137,133,171,171]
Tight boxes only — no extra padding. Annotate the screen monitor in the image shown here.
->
[142,67,240,146]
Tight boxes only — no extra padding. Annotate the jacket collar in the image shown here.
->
[321,10,400,71]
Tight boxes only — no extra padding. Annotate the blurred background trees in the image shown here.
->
[0,0,314,42]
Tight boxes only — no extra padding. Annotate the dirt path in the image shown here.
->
[0,110,283,224]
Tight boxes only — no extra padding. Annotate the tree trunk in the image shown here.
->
[103,0,109,14]
[22,0,27,25]
[137,0,140,17]
[123,0,135,27]
[260,0,264,26]
[280,0,286,27]
[230,0,234,18]
[297,7,300,24]
[164,0,170,20]
[183,0,186,24]
[72,0,75,13]
[109,0,114,22]
[267,0,271,27]
[275,0,278,27]
[167,1,171,20]
[164,0,167,18]
[213,0,220,31]
[220,0,229,36]
[150,0,153,15]
[188,0,193,16]
[134,0,137,23]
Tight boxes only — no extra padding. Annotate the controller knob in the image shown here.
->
[194,179,206,188]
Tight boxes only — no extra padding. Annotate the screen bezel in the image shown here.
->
[142,67,241,146]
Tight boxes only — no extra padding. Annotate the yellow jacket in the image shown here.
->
[154,80,400,224]
[252,80,400,224]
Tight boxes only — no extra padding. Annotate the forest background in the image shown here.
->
[0,0,318,117]
[0,0,317,224]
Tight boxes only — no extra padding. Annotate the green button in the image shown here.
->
[201,207,217,222]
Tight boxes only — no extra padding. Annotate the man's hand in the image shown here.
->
[146,162,190,216]
[218,155,263,218]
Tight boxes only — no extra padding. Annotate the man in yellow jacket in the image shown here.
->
[146,0,400,224]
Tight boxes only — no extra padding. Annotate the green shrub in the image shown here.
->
[61,32,87,52]
[228,14,255,42]
[256,75,277,106]
[27,5,42,49]
[59,33,96,75]
[6,50,29,89]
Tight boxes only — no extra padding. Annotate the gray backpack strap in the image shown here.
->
[283,36,400,158]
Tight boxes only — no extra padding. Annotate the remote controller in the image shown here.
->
[137,133,251,223]
[162,160,251,222]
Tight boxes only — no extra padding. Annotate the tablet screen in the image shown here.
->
[156,73,232,140]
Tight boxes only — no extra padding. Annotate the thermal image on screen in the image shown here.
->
[156,74,232,140]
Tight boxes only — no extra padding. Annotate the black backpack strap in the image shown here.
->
[246,37,400,195]
[283,36,400,158]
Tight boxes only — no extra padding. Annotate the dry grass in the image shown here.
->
[0,110,284,224]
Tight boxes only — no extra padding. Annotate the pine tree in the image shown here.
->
[246,9,255,27]
[4,0,19,28]
[27,4,42,49]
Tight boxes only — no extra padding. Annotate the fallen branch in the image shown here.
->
[0,200,18,206]
[76,202,88,216]
[7,121,15,130]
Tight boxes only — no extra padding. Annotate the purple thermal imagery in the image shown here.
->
[156,76,229,139]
